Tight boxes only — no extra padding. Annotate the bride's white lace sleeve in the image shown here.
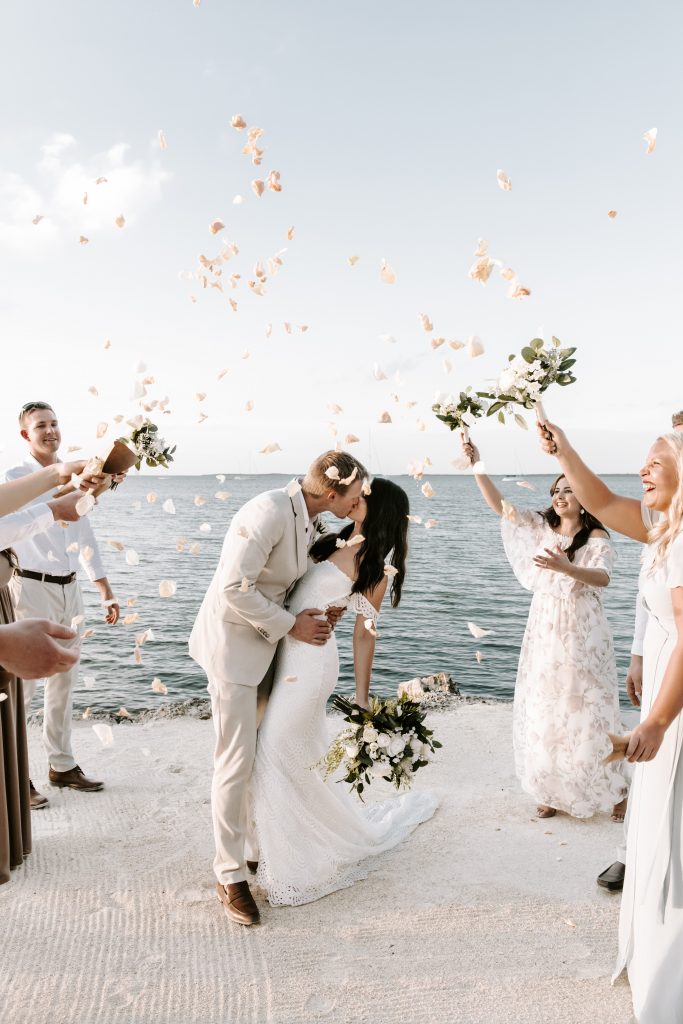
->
[350,592,379,625]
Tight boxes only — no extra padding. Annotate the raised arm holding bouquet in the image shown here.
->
[537,419,683,1022]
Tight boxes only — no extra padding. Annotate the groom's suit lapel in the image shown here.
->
[289,492,309,580]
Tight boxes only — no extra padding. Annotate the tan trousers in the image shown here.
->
[209,665,273,886]
[10,575,83,773]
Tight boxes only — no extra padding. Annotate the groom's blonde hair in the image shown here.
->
[303,451,368,496]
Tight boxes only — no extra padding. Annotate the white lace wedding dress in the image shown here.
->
[250,558,438,907]
[501,505,627,817]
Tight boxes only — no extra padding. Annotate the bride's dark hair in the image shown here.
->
[309,477,409,607]
[538,473,608,563]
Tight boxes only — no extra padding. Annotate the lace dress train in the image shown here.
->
[251,560,438,906]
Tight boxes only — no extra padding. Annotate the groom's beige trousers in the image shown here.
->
[210,665,274,886]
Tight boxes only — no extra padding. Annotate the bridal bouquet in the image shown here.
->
[432,388,489,443]
[120,419,175,470]
[478,337,577,427]
[319,694,441,799]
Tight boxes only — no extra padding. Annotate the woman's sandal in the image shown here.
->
[537,805,557,819]
[611,798,628,823]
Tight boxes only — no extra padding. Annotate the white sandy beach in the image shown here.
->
[0,702,635,1024]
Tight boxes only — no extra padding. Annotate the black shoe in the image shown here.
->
[246,860,258,874]
[597,861,625,891]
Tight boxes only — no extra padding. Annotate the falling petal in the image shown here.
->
[407,514,422,524]
[467,621,494,639]
[76,492,96,516]
[123,612,140,625]
[378,411,392,424]
[108,540,125,552]
[237,526,249,539]
[125,549,140,566]
[71,614,85,628]
[133,647,142,665]
[81,545,94,562]
[384,565,398,577]
[267,170,282,192]
[32,214,43,225]
[217,368,229,380]
[607,210,618,219]
[215,491,231,500]
[162,498,176,514]
[231,114,247,130]
[283,676,298,683]
[252,179,265,198]
[363,618,378,638]
[345,434,360,444]
[83,674,96,689]
[516,480,537,491]
[509,284,531,299]
[151,678,168,695]
[194,495,206,506]
[373,363,388,381]
[198,412,208,424]
[146,492,158,504]
[325,466,341,480]
[431,337,445,350]
[66,542,79,554]
[245,400,254,412]
[189,542,201,555]
[115,214,125,228]
[199,523,212,533]
[496,169,512,191]
[421,482,434,498]
[419,313,433,332]
[209,220,225,235]
[158,129,168,150]
[475,650,483,664]
[96,422,108,439]
[95,176,108,185]
[348,255,360,266]
[466,336,485,357]
[260,443,282,454]
[159,580,177,598]
[424,519,438,529]
[379,259,396,284]
[81,628,94,639]
[469,257,494,284]
[514,413,529,430]
[88,386,98,397]
[500,267,516,281]
[643,127,657,155]
[79,236,89,245]
[92,724,114,747]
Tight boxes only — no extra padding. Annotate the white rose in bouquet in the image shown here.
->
[368,743,380,759]
[363,725,379,743]
[376,732,391,749]
[419,742,432,761]
[345,742,360,759]
[498,366,518,393]
[388,734,407,756]
[369,761,392,779]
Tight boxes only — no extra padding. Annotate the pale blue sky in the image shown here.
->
[1,0,681,476]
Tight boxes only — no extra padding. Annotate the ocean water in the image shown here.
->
[74,473,645,714]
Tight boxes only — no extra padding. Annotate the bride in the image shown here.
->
[249,477,438,907]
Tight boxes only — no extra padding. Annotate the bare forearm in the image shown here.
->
[353,627,375,705]
[0,467,59,516]
[472,472,504,516]
[563,565,609,588]
[648,645,683,730]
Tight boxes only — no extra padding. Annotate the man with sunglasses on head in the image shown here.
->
[0,402,120,808]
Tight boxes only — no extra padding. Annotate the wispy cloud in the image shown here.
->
[0,133,171,253]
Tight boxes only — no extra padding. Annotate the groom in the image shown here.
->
[189,450,367,925]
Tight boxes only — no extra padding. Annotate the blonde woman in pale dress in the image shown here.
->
[538,421,683,1024]
[463,439,628,820]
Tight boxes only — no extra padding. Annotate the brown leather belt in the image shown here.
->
[17,568,76,586]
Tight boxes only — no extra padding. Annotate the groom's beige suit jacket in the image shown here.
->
[189,481,314,690]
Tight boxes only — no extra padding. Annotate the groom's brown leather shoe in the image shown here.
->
[217,881,260,926]
[48,765,103,792]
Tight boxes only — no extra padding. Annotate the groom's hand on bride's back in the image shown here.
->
[289,609,332,645]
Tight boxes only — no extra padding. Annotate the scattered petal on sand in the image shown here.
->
[467,621,494,639]
[643,127,657,155]
[379,259,396,284]
[162,498,176,514]
[125,549,140,566]
[115,214,125,228]
[496,169,512,191]
[209,220,225,235]
[159,580,177,598]
[152,678,168,695]
[466,336,485,357]
[260,443,282,454]
[378,411,392,424]
[421,482,435,498]
[92,724,114,747]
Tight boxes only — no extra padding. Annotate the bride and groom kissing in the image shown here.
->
[189,450,438,925]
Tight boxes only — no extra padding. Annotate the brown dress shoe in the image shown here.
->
[216,881,260,926]
[29,780,49,810]
[246,860,259,874]
[48,765,103,792]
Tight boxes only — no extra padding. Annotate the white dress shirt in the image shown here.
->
[0,455,106,581]
[0,503,55,552]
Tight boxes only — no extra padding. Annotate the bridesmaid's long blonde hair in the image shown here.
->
[649,432,683,572]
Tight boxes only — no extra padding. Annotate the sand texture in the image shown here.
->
[0,702,635,1024]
